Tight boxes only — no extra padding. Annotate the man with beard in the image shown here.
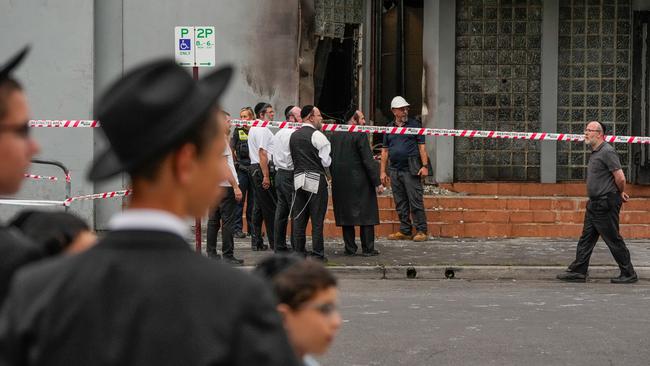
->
[290,105,331,262]
[557,121,637,284]
[380,96,429,242]
[330,109,383,256]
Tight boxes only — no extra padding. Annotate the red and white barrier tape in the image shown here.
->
[63,189,131,207]
[0,189,131,207]
[24,174,58,181]
[29,120,99,128]
[28,118,650,145]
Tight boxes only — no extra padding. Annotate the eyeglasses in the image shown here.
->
[0,121,30,138]
[302,302,338,316]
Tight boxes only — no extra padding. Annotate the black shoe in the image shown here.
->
[252,244,269,251]
[361,249,380,257]
[275,247,291,253]
[234,231,246,239]
[207,253,221,260]
[343,250,356,256]
[556,271,587,282]
[610,273,638,284]
[246,232,252,237]
[223,256,244,265]
[310,254,328,263]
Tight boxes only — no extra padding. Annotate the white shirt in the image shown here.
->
[108,209,189,238]
[304,124,331,168]
[271,128,296,170]
[247,126,274,164]
[221,142,239,187]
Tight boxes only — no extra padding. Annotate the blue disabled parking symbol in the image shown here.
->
[179,38,191,51]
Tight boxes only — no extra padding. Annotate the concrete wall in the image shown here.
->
[1,0,303,227]
[0,0,95,222]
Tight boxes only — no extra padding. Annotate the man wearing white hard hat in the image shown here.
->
[380,96,428,242]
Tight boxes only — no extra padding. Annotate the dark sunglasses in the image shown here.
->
[0,121,30,138]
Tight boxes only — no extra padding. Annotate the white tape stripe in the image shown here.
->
[29,119,650,145]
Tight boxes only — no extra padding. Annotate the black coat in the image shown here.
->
[0,226,42,308]
[330,131,381,226]
[0,230,299,366]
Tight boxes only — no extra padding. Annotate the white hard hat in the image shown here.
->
[391,96,410,109]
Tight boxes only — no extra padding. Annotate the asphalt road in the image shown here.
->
[318,279,650,366]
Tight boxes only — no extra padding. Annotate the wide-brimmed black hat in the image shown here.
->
[0,46,30,82]
[88,60,233,181]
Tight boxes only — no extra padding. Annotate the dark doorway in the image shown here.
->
[371,0,424,126]
[315,25,359,122]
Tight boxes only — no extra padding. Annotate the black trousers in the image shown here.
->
[250,164,277,249]
[342,225,375,254]
[568,193,636,277]
[274,169,294,251]
[389,168,427,234]
[292,175,328,259]
[206,187,238,258]
[233,166,254,233]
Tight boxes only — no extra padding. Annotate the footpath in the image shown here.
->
[220,237,650,281]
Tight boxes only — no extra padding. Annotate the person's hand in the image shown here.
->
[262,176,271,190]
[234,187,243,202]
[621,192,629,202]
[375,185,385,195]
[418,166,428,177]
[380,172,390,187]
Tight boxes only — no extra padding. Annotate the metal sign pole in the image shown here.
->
[193,66,202,253]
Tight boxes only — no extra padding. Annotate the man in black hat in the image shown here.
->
[290,105,331,261]
[330,109,383,256]
[0,47,43,308]
[0,60,299,366]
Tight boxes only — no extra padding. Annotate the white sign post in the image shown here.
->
[174,26,216,253]
[174,26,215,67]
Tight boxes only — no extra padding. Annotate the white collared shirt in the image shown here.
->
[108,209,189,238]
[247,126,274,164]
[271,127,296,170]
[303,124,332,168]
[221,142,239,187]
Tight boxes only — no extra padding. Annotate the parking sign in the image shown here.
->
[174,26,215,67]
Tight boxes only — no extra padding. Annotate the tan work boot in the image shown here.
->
[387,232,413,240]
[412,232,428,242]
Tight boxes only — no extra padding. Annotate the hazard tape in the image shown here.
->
[24,174,58,181]
[29,120,99,128]
[28,118,650,144]
[0,189,131,208]
[63,189,131,207]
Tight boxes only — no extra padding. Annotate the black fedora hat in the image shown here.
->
[0,46,30,81]
[88,60,233,181]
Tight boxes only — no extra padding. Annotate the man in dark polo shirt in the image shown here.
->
[558,121,637,284]
[380,96,428,242]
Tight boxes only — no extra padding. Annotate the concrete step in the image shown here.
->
[439,182,650,198]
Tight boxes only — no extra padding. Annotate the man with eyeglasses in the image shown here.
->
[290,105,331,261]
[380,96,429,242]
[558,121,637,284]
[0,47,43,307]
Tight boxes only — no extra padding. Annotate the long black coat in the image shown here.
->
[0,230,299,366]
[0,226,42,308]
[330,131,381,226]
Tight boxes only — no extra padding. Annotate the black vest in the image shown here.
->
[233,128,251,166]
[290,126,325,175]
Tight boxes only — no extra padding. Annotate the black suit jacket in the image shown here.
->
[0,227,42,309]
[0,230,299,366]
